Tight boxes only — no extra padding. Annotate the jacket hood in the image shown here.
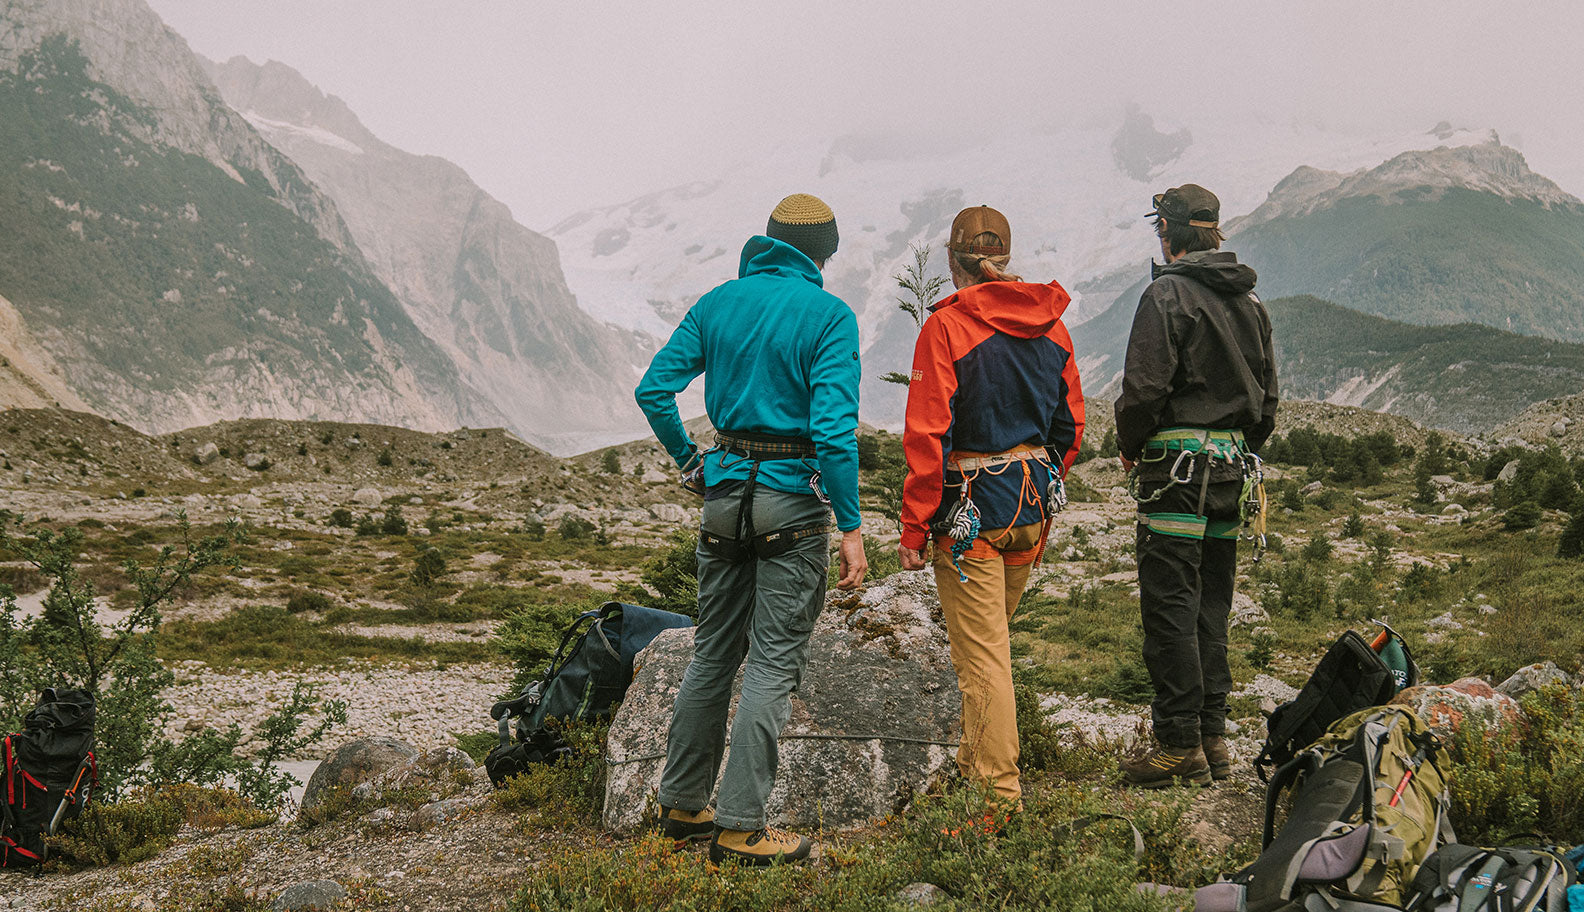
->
[1156,250,1257,295]
[932,280,1072,338]
[738,235,825,287]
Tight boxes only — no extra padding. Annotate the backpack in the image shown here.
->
[1256,623,1418,781]
[1233,705,1453,912]
[3,688,98,868]
[485,601,692,787]
[1404,845,1576,912]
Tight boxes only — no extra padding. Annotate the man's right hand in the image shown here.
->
[1120,454,1135,473]
[835,529,867,590]
[898,543,927,571]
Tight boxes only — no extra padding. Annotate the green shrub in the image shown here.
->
[376,448,394,467]
[380,505,408,536]
[558,515,595,541]
[1558,511,1584,559]
[1502,501,1542,531]
[1015,684,1112,780]
[637,528,698,617]
[492,719,609,829]
[1447,685,1584,845]
[600,449,621,474]
[328,508,353,528]
[520,518,546,540]
[1246,629,1277,670]
[284,589,332,614]
[1342,512,1366,538]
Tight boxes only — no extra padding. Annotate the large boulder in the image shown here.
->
[301,736,418,810]
[603,571,960,833]
[1391,677,1523,739]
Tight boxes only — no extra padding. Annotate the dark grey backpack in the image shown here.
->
[1404,845,1575,912]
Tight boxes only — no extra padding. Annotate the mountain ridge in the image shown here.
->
[204,55,651,454]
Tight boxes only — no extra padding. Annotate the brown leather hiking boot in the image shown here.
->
[658,806,714,843]
[709,826,813,866]
[1202,736,1233,781]
[1120,743,1213,788]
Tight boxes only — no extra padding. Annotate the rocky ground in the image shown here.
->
[1,403,1580,911]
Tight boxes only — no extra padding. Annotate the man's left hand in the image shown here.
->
[1120,454,1135,473]
[898,544,927,571]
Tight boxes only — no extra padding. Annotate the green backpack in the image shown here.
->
[1234,705,1455,912]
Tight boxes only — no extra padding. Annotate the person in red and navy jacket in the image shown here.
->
[896,205,1084,809]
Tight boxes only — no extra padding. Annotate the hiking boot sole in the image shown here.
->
[660,821,715,844]
[1126,769,1214,789]
[1208,764,1233,781]
[708,842,812,866]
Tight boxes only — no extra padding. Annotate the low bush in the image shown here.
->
[493,719,609,829]
[1447,685,1584,845]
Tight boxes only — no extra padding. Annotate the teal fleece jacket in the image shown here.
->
[635,236,862,531]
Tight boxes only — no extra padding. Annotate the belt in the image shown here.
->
[949,446,1047,472]
[714,430,816,461]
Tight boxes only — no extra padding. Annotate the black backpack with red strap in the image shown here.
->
[2,688,98,868]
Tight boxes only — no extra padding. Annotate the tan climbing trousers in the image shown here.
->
[931,521,1045,805]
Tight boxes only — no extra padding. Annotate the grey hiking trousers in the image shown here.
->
[656,483,830,831]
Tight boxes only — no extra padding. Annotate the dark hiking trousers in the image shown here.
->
[656,484,830,831]
[1135,477,1243,749]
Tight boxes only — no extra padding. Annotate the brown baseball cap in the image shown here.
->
[947,205,1010,255]
[1147,184,1220,228]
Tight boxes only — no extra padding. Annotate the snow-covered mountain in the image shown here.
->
[551,114,1496,427]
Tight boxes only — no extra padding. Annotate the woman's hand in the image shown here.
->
[898,543,927,571]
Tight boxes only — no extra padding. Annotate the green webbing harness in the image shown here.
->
[1130,427,1263,553]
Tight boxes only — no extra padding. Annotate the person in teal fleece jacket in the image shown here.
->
[633,193,866,866]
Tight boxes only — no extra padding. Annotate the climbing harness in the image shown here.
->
[937,445,1061,581]
[1128,427,1267,559]
[695,431,831,562]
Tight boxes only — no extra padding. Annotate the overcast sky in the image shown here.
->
[145,0,1584,231]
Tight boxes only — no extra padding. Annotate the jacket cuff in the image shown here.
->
[900,527,930,551]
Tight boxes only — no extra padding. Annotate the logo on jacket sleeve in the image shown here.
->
[911,370,923,382]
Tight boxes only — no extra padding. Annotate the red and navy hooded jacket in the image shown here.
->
[899,280,1085,552]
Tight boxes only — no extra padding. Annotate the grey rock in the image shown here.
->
[229,493,263,510]
[416,745,477,774]
[1497,460,1520,483]
[1441,503,1468,516]
[1229,591,1268,628]
[1551,421,1569,438]
[408,496,423,504]
[604,571,959,833]
[897,882,949,906]
[270,880,346,912]
[1431,475,1456,488]
[1496,662,1573,699]
[414,797,473,827]
[648,503,690,524]
[363,806,395,824]
[243,451,269,470]
[640,468,670,484]
[302,736,418,810]
[193,441,220,465]
[1300,481,1324,496]
[1426,611,1464,631]
[352,487,383,507]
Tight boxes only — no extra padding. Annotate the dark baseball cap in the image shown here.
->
[1147,184,1220,228]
